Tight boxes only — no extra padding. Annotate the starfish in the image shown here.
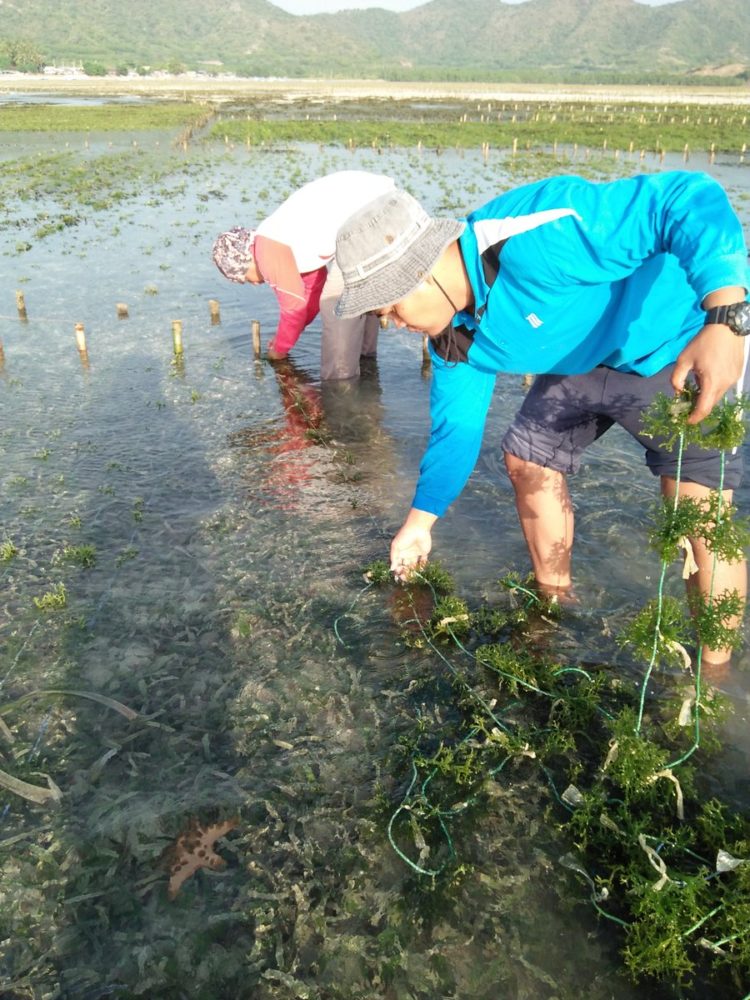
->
[165,817,238,900]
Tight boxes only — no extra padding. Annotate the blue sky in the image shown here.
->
[273,0,682,14]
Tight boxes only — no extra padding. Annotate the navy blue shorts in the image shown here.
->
[501,363,748,490]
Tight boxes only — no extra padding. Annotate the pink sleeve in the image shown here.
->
[254,235,322,353]
[272,268,327,353]
[253,235,305,309]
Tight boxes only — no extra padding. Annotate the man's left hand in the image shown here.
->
[671,323,745,424]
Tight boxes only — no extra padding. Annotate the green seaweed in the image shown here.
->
[374,392,750,992]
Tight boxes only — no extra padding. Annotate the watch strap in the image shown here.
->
[704,301,750,336]
[705,304,730,326]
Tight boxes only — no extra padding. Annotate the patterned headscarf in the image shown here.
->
[212,226,256,282]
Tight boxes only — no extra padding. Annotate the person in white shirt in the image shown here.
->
[212,171,395,380]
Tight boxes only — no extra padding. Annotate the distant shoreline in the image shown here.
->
[1,73,749,106]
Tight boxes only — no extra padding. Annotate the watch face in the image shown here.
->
[728,301,750,335]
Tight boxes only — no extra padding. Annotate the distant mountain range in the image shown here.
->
[1,0,749,82]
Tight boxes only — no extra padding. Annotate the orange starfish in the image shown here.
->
[166,817,239,900]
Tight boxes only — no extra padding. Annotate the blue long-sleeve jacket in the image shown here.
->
[413,171,750,517]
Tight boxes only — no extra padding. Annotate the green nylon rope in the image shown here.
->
[667,447,728,770]
[342,423,738,940]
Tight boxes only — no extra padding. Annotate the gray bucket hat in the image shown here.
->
[335,189,465,318]
[212,226,256,282]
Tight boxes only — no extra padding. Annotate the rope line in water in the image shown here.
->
[634,433,730,776]
[335,409,742,955]
[383,581,634,930]
[332,579,377,647]
[635,433,686,735]
[666,448,728,770]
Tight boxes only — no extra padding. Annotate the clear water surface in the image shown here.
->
[1,116,749,999]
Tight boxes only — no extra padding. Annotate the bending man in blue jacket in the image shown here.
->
[334,172,750,669]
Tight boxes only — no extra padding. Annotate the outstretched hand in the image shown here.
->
[389,508,438,582]
[671,323,745,424]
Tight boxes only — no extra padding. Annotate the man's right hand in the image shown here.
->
[390,508,438,582]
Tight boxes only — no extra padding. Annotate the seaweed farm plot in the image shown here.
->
[0,99,750,999]
[211,96,750,159]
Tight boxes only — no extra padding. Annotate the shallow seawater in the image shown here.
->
[1,123,749,999]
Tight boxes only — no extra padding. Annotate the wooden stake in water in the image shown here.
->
[74,322,87,354]
[0,339,5,372]
[209,299,221,324]
[16,290,27,321]
[379,315,389,330]
[251,319,261,358]
[116,302,129,319]
[172,319,183,356]
[74,323,90,367]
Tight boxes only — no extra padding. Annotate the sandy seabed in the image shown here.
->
[1,71,749,106]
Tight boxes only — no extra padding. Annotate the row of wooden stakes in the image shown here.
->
[3,292,264,371]
[8,289,461,379]
[2,295,535,388]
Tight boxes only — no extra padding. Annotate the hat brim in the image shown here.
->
[335,218,465,318]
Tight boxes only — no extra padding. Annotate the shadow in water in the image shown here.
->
[2,352,259,995]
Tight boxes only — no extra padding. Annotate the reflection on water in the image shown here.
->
[0,123,749,998]
[0,92,145,105]
[228,358,327,509]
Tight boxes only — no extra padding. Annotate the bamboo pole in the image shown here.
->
[171,319,183,356]
[74,322,87,353]
[116,302,129,319]
[74,323,89,367]
[0,339,5,372]
[15,290,27,321]
[251,319,261,358]
[209,299,221,324]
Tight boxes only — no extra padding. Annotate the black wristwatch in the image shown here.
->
[704,301,750,336]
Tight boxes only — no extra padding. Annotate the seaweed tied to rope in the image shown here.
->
[360,391,750,993]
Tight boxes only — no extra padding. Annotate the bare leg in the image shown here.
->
[504,452,575,595]
[661,476,747,668]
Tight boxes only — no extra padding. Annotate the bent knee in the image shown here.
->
[504,451,546,479]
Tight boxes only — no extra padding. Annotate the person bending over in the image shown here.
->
[213,170,394,380]
[334,172,750,668]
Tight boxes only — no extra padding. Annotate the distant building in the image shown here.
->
[43,64,85,77]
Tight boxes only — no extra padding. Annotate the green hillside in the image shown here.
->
[0,0,748,81]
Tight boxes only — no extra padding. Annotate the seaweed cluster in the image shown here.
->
[369,392,750,995]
